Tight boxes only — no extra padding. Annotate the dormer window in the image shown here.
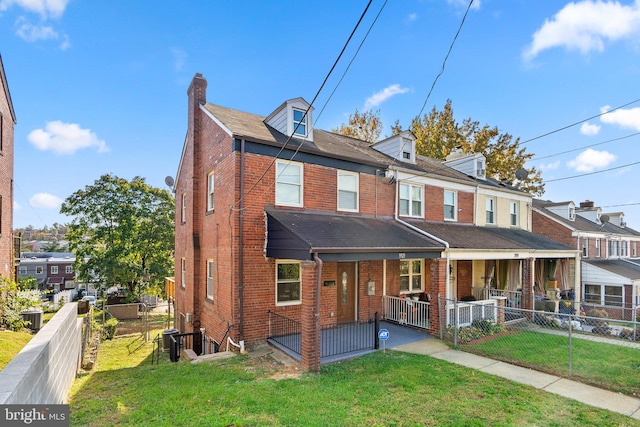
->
[293,108,307,137]
[569,207,575,221]
[402,151,411,160]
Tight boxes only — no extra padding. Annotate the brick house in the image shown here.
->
[0,54,18,281]
[533,199,640,319]
[175,73,578,370]
[18,253,76,291]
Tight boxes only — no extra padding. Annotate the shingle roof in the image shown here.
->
[583,259,640,280]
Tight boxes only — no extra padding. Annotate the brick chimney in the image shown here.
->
[579,200,594,208]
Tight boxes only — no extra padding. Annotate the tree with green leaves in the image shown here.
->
[60,174,175,300]
[332,109,383,143]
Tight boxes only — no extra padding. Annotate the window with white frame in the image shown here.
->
[275,160,303,207]
[51,266,58,274]
[444,190,457,220]
[621,241,628,257]
[18,266,27,276]
[585,284,623,306]
[337,171,359,211]
[400,259,424,293]
[582,238,588,257]
[206,259,214,300]
[36,266,43,275]
[66,265,73,274]
[609,240,619,257]
[510,202,518,226]
[595,238,601,258]
[293,108,307,136]
[181,258,186,288]
[485,198,496,224]
[207,171,215,211]
[633,241,637,257]
[399,183,423,217]
[276,261,301,305]
[181,193,187,223]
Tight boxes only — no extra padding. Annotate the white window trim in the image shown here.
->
[337,170,359,212]
[36,266,43,275]
[181,258,186,289]
[595,238,601,258]
[275,260,302,306]
[486,198,496,224]
[181,193,187,224]
[207,171,215,211]
[399,183,423,218]
[582,238,589,258]
[18,266,27,275]
[206,259,214,300]
[292,108,307,137]
[66,265,73,274]
[51,266,58,274]
[510,202,519,226]
[399,259,424,293]
[275,160,304,207]
[584,283,624,306]
[444,190,457,221]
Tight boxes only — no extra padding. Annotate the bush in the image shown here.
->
[101,317,118,340]
[0,277,43,331]
[584,308,611,335]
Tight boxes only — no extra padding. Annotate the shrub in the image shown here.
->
[101,317,118,341]
[0,277,43,331]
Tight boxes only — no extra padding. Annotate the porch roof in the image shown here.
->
[583,259,640,280]
[265,208,444,261]
[404,220,574,252]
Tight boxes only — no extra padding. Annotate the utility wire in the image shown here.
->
[546,160,640,183]
[236,0,374,206]
[534,132,640,161]
[522,97,640,145]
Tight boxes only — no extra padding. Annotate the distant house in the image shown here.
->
[173,73,578,370]
[19,253,76,291]
[0,54,18,281]
[533,199,640,319]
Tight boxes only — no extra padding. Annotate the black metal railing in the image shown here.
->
[321,313,379,358]
[169,331,202,362]
[268,310,301,356]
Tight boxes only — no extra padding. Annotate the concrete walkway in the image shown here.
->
[393,338,640,420]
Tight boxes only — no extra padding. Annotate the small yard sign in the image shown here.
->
[378,328,389,353]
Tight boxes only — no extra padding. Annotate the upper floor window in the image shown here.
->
[276,261,301,305]
[633,242,637,258]
[207,259,214,300]
[181,193,187,223]
[18,266,27,276]
[181,258,186,288]
[66,265,73,274]
[293,108,307,137]
[621,241,628,257]
[400,259,424,293]
[444,190,457,221]
[337,171,358,212]
[399,183,423,217]
[582,238,588,257]
[51,266,58,274]
[36,266,43,275]
[510,202,518,226]
[595,238,601,258]
[276,160,303,207]
[485,198,496,224]
[402,151,411,160]
[207,171,215,211]
[569,207,576,220]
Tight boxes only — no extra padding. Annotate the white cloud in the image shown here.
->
[29,193,63,209]
[0,0,70,19]
[580,121,601,136]
[539,160,561,170]
[600,105,640,131]
[16,20,58,42]
[407,13,417,22]
[28,121,109,155]
[567,148,616,172]
[364,84,410,110]
[171,48,187,71]
[523,0,640,60]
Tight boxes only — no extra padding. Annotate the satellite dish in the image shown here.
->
[164,176,175,187]
[600,214,609,224]
[515,168,528,181]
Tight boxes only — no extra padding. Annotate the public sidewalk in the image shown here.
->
[393,338,640,420]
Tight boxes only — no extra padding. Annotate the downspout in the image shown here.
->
[238,138,245,341]
[392,170,451,294]
[313,253,323,334]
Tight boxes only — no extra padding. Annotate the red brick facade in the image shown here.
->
[0,56,15,281]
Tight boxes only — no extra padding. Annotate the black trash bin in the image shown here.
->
[162,328,179,352]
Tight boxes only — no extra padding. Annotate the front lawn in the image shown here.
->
[0,330,34,370]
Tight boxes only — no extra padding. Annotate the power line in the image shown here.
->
[601,202,640,208]
[546,160,640,183]
[522,97,640,145]
[416,0,474,119]
[534,132,640,161]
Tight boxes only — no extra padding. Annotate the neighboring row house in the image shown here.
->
[174,73,578,370]
[0,54,19,281]
[533,199,640,319]
[18,252,76,292]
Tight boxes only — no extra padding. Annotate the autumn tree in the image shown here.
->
[332,109,383,143]
[408,100,544,196]
[60,174,175,300]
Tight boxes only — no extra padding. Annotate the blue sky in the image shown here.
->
[2,0,640,229]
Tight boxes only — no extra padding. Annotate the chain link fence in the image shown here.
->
[439,296,640,397]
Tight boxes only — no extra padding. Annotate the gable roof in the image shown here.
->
[583,259,640,280]
[0,54,16,123]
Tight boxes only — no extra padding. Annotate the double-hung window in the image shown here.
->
[293,108,307,137]
[276,160,303,207]
[66,265,73,274]
[595,239,601,258]
[337,171,359,212]
[400,259,424,293]
[276,261,301,305]
[207,171,215,211]
[399,183,423,217]
[486,198,496,224]
[51,266,58,274]
[633,242,637,258]
[181,194,187,224]
[510,202,518,226]
[206,259,214,300]
[444,190,456,221]
[582,238,589,257]
[18,266,27,276]
[36,266,43,275]
[181,258,186,289]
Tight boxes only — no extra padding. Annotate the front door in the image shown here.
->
[457,260,473,299]
[337,262,356,323]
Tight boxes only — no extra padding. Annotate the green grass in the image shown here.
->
[68,333,640,426]
[0,329,34,370]
[461,330,640,397]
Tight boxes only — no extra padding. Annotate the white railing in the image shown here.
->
[447,299,497,328]
[53,289,76,309]
[472,288,522,309]
[383,296,430,329]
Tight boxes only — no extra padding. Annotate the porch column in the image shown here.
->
[300,260,320,372]
[521,258,535,311]
[428,258,447,335]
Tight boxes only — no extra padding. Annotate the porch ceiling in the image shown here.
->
[265,208,444,261]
